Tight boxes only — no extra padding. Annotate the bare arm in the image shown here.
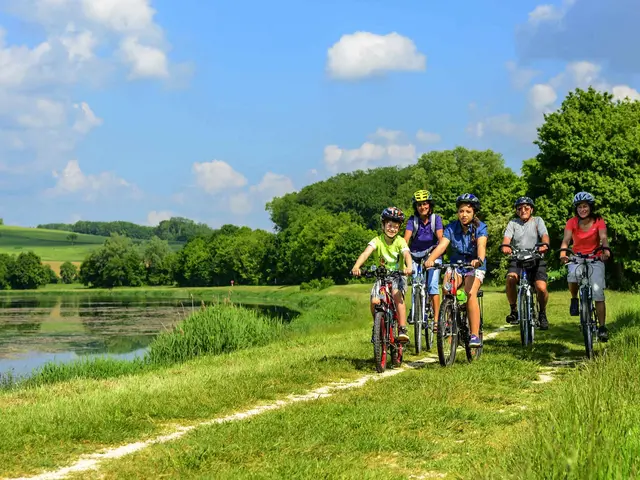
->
[539,233,550,253]
[472,236,487,268]
[436,228,443,242]
[402,249,413,275]
[560,228,573,262]
[425,237,450,267]
[403,228,412,247]
[501,236,512,254]
[352,245,375,275]
[598,226,610,259]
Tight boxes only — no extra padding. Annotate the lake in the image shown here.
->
[0,295,299,378]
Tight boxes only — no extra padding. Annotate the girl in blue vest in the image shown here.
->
[403,189,444,324]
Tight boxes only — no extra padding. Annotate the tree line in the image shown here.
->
[7,87,640,291]
[38,217,213,243]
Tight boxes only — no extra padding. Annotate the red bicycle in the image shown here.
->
[363,265,405,373]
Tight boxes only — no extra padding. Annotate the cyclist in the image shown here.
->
[559,192,611,341]
[424,194,487,347]
[501,196,551,329]
[352,207,413,343]
[403,190,444,324]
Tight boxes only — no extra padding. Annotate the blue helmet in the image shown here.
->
[515,196,535,209]
[573,191,595,207]
[456,193,480,211]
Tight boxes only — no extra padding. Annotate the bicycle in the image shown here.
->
[362,265,405,373]
[408,247,437,354]
[500,242,548,347]
[560,246,610,359]
[431,261,484,366]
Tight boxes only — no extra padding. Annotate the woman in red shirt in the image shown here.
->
[559,192,611,341]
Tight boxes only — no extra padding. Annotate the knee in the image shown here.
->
[536,283,548,294]
[506,274,518,285]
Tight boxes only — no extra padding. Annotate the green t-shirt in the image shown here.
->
[368,235,409,271]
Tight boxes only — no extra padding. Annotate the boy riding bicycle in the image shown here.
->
[352,207,413,343]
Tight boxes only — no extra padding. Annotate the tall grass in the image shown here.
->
[1,303,286,390]
[488,309,640,479]
[148,303,285,364]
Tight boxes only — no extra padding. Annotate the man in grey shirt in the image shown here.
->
[501,197,551,329]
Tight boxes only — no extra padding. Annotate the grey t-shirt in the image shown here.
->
[503,217,548,250]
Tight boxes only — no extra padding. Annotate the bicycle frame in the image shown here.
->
[410,247,436,353]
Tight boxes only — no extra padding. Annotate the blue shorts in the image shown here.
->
[413,259,441,295]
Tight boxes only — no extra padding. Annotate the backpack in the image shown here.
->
[410,214,436,243]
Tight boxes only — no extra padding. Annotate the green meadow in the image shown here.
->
[0,284,639,479]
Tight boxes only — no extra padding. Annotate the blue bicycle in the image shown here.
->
[408,247,437,354]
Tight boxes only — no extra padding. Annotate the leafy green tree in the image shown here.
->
[80,234,145,288]
[10,251,47,290]
[66,233,78,245]
[524,87,640,288]
[41,264,59,284]
[0,253,15,289]
[173,237,214,287]
[143,236,174,285]
[60,261,78,284]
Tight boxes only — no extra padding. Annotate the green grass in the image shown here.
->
[1,285,639,478]
[0,225,183,262]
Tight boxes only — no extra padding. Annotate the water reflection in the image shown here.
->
[0,295,299,377]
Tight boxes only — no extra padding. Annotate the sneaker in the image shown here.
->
[538,312,549,330]
[598,325,609,342]
[397,327,410,343]
[506,308,518,325]
[570,298,579,316]
[469,334,482,348]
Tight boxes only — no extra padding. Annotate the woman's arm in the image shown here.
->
[425,237,450,267]
[472,236,487,268]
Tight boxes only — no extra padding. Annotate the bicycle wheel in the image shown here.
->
[437,296,458,366]
[518,288,534,347]
[580,290,594,359]
[425,298,435,351]
[373,311,387,372]
[466,296,483,362]
[413,289,423,355]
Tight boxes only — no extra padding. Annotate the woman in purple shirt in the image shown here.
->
[403,190,444,324]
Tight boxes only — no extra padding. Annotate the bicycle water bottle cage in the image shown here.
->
[516,252,536,269]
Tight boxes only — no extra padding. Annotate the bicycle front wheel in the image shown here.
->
[413,290,423,355]
[373,311,387,372]
[425,299,435,351]
[580,291,594,359]
[518,288,534,347]
[437,296,458,366]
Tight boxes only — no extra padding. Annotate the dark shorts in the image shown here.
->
[507,259,548,283]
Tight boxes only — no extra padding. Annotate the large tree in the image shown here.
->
[524,87,640,288]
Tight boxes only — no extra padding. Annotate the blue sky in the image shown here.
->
[0,0,638,231]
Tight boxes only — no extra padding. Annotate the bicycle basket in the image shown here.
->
[516,252,537,269]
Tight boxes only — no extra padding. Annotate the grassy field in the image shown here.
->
[0,225,183,268]
[0,285,639,479]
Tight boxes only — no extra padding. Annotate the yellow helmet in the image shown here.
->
[412,190,433,204]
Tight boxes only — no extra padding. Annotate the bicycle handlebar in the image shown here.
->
[500,242,548,254]
[559,246,610,263]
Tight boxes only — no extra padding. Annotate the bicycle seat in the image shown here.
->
[477,290,484,298]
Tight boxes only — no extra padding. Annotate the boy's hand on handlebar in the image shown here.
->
[351,267,361,276]
[403,266,412,275]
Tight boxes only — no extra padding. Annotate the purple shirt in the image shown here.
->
[406,214,443,252]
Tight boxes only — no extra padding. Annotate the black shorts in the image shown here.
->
[507,259,548,282]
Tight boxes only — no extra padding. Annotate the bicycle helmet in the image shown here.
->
[412,189,433,205]
[456,193,480,212]
[573,191,595,207]
[514,196,535,209]
[380,206,405,223]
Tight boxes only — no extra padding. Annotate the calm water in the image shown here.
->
[0,296,298,377]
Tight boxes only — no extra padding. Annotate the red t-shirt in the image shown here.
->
[565,216,606,255]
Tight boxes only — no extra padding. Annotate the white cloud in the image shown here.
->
[371,128,403,142]
[192,160,248,193]
[119,36,168,79]
[80,0,158,34]
[324,139,416,173]
[72,101,103,133]
[527,4,564,25]
[506,60,540,89]
[612,85,640,102]
[60,25,97,61]
[528,83,557,111]
[327,32,426,80]
[47,159,138,200]
[229,193,252,215]
[416,130,441,144]
[146,210,172,226]
[249,172,295,200]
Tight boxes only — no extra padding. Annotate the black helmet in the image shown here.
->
[515,196,535,209]
[456,193,480,212]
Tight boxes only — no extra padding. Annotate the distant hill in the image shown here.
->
[0,226,183,272]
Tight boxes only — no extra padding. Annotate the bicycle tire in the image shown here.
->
[437,296,458,366]
[580,290,594,359]
[373,311,387,372]
[518,288,534,347]
[413,289,423,355]
[425,299,435,351]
